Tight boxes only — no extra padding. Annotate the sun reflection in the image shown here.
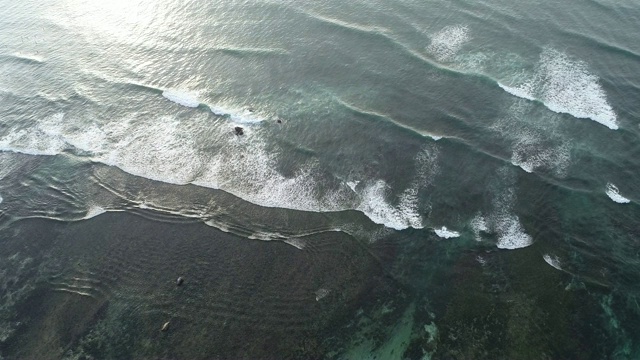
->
[62,0,159,40]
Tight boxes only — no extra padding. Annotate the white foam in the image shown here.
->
[510,137,570,177]
[346,180,360,192]
[283,238,306,250]
[470,215,488,242]
[494,213,532,249]
[427,25,470,61]
[606,183,630,203]
[471,183,533,250]
[0,113,68,156]
[429,134,443,141]
[356,180,423,230]
[493,185,532,250]
[162,89,200,108]
[0,109,434,231]
[497,82,536,101]
[499,49,618,129]
[354,145,437,230]
[543,254,562,270]
[60,124,108,154]
[101,116,205,185]
[434,226,460,239]
[83,206,107,219]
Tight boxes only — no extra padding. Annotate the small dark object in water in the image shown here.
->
[247,108,254,113]
[234,126,244,135]
[161,321,170,332]
[176,277,184,286]
[276,119,282,124]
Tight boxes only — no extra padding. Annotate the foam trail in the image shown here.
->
[499,49,618,130]
[162,89,200,108]
[606,183,630,203]
[434,226,460,239]
[427,25,470,61]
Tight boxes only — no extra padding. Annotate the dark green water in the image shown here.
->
[1,0,640,358]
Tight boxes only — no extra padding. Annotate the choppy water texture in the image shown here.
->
[1,0,640,358]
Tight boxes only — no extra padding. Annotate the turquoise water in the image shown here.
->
[1,0,640,358]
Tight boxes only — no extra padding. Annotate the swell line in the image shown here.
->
[302,10,620,130]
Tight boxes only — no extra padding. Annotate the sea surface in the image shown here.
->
[1,0,640,358]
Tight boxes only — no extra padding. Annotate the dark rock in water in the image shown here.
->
[247,108,254,113]
[276,119,282,124]
[161,321,170,332]
[234,126,244,135]
[176,277,184,286]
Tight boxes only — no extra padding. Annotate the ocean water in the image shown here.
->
[1,0,640,358]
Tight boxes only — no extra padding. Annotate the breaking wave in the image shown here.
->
[606,183,630,203]
[0,104,438,230]
[498,49,618,129]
